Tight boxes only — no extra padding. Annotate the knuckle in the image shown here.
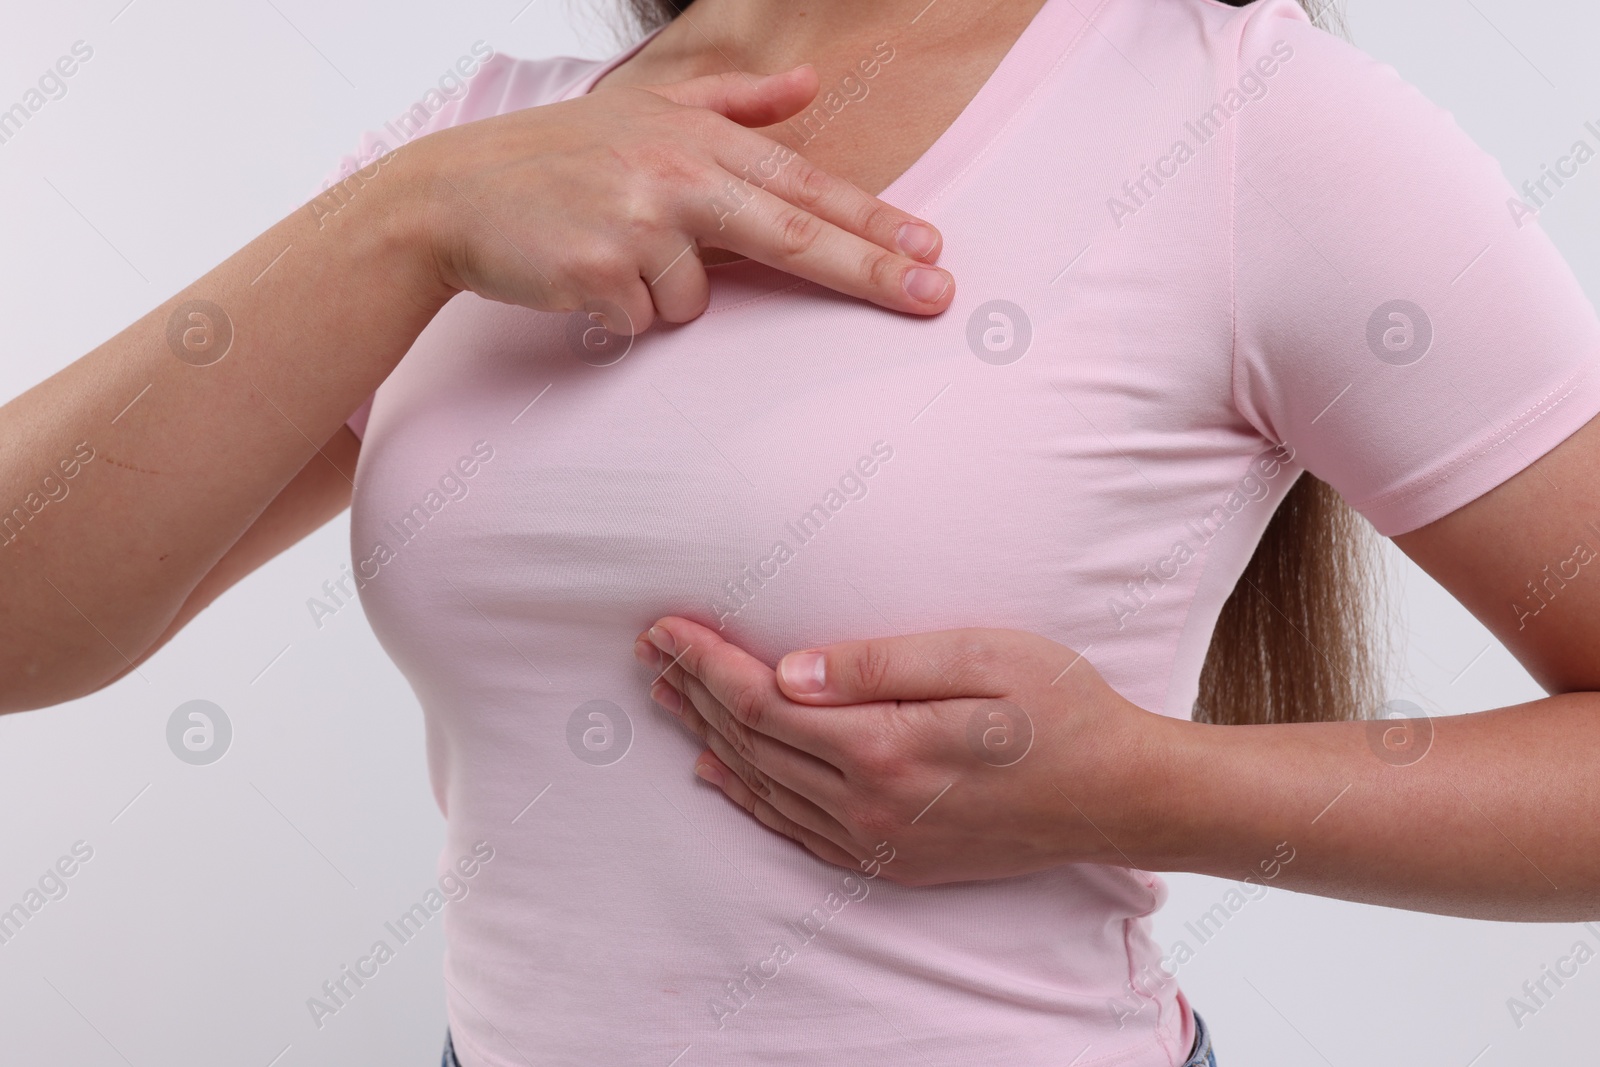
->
[615,186,665,234]
[723,719,759,765]
[668,639,700,673]
[862,249,899,295]
[844,641,894,694]
[672,102,719,133]
[744,769,774,802]
[775,207,824,258]
[842,799,899,842]
[726,678,766,731]
[632,143,706,205]
[691,285,714,320]
[676,672,707,710]
[769,811,803,841]
[627,298,657,335]
[541,280,582,314]
[949,633,1002,679]
[859,203,895,243]
[672,689,703,728]
[789,163,831,211]
[569,245,622,288]
[658,286,711,325]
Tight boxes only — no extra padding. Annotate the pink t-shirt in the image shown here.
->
[325,0,1600,1063]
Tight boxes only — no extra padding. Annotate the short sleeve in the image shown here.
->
[1229,1,1600,536]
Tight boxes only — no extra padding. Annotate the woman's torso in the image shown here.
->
[342,0,1510,1061]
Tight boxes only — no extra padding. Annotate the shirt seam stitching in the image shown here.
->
[914,0,1116,217]
[1349,361,1596,517]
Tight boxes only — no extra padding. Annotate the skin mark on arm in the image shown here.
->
[98,455,162,474]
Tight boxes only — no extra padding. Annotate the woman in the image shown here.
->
[5,0,1599,1064]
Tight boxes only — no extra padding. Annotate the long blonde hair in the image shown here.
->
[621,0,1383,728]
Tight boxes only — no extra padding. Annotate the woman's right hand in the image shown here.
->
[0,63,954,711]
[397,65,954,333]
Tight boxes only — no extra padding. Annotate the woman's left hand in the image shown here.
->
[632,616,1175,886]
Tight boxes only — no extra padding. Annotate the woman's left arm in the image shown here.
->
[636,413,1600,921]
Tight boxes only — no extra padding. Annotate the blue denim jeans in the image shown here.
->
[1182,1009,1218,1067]
[442,1012,1217,1066]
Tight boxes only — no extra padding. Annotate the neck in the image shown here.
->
[634,0,1023,79]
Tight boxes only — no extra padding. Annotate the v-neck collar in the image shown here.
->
[553,0,1106,311]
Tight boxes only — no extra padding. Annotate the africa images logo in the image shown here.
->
[166,700,232,766]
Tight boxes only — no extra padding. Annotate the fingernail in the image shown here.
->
[903,267,949,303]
[896,222,938,259]
[648,625,675,655]
[780,651,826,694]
[695,761,724,786]
[634,637,662,667]
[650,680,683,713]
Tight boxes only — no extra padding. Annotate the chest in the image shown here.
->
[353,221,1237,666]
[349,42,1263,709]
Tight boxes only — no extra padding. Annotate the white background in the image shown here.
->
[1,1,1596,1064]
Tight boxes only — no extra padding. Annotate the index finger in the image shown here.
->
[712,179,954,315]
[700,133,954,315]
[755,148,944,262]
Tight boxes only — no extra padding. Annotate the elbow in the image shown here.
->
[0,643,146,714]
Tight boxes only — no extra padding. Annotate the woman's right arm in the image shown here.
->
[0,66,953,713]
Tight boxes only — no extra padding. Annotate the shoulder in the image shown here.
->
[407,47,609,135]
[1222,0,1510,249]
[1104,0,1416,125]
[1172,0,1427,115]
[1130,0,1318,57]
[317,46,608,192]
[1221,0,1471,156]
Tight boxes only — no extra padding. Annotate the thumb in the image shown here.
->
[642,65,820,127]
[775,628,1036,705]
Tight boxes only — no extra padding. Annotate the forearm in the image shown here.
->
[0,150,448,710]
[1132,694,1600,921]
